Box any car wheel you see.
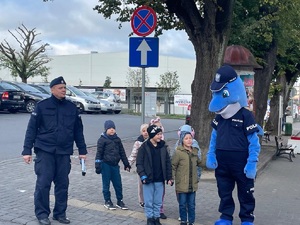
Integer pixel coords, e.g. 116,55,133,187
101,111,107,114
114,110,121,114
26,100,36,113
78,103,84,114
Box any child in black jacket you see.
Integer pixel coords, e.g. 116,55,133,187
136,125,173,225
95,120,131,210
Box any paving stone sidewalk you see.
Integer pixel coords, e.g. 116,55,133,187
0,137,277,225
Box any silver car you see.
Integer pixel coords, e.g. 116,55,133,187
83,91,113,114
66,86,101,113
90,91,122,114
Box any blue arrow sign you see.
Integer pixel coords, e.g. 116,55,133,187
129,37,159,68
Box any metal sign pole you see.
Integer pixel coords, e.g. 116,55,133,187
141,67,145,124
278,95,283,136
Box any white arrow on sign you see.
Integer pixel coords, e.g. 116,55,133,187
137,39,152,65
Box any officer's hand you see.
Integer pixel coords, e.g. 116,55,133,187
23,155,32,164
79,155,87,160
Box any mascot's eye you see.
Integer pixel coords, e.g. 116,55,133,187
222,90,230,98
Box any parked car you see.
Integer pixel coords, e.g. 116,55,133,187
90,91,122,114
0,81,25,113
66,86,101,113
28,83,51,95
29,83,81,110
185,104,191,124
1,81,49,113
83,91,113,114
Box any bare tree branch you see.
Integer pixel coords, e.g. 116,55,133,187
0,24,51,83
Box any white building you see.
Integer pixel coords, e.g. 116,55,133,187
0,51,196,94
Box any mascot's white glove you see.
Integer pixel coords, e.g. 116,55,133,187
206,129,218,169
244,132,261,179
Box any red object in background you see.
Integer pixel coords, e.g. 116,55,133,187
224,45,262,69
291,136,300,140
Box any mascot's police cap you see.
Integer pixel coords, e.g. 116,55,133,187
50,76,66,88
210,65,237,92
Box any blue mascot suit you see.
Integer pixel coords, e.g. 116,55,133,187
206,65,261,225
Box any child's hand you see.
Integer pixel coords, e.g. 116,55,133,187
141,175,149,184
124,165,131,172
167,180,174,186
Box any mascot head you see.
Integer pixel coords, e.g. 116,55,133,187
209,65,248,119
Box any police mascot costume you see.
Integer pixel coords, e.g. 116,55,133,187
206,65,261,225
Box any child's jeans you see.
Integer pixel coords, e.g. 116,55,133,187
143,182,164,219
178,191,196,223
137,174,144,203
101,162,123,202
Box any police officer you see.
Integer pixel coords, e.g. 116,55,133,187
22,76,87,225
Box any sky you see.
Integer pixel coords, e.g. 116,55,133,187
0,0,195,59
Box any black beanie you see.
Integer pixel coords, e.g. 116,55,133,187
50,76,66,88
104,120,116,130
147,125,162,139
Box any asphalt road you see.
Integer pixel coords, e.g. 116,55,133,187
0,112,184,161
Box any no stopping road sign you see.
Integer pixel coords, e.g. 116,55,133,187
131,6,157,37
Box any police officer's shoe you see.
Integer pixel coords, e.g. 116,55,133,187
52,217,70,224
38,218,51,225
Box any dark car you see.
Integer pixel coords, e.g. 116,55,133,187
28,83,51,95
0,81,25,113
2,81,50,113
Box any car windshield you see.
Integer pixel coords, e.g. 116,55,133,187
67,86,86,96
14,83,43,93
0,82,19,90
39,85,51,94
92,91,110,99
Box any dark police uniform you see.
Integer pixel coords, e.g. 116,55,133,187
211,108,259,222
22,94,87,220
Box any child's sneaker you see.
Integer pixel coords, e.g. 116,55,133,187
139,202,145,208
104,200,116,210
116,200,128,210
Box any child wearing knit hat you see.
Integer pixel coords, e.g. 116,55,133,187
172,125,202,222
128,123,149,208
172,131,201,225
136,125,173,225
95,120,131,210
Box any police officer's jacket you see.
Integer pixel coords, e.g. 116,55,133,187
22,95,87,155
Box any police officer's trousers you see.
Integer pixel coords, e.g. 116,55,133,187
215,150,255,223
34,149,71,220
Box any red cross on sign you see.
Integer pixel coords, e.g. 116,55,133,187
131,5,157,37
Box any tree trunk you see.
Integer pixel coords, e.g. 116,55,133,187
265,86,280,134
265,73,295,134
190,37,228,165
165,0,235,166
254,40,277,128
